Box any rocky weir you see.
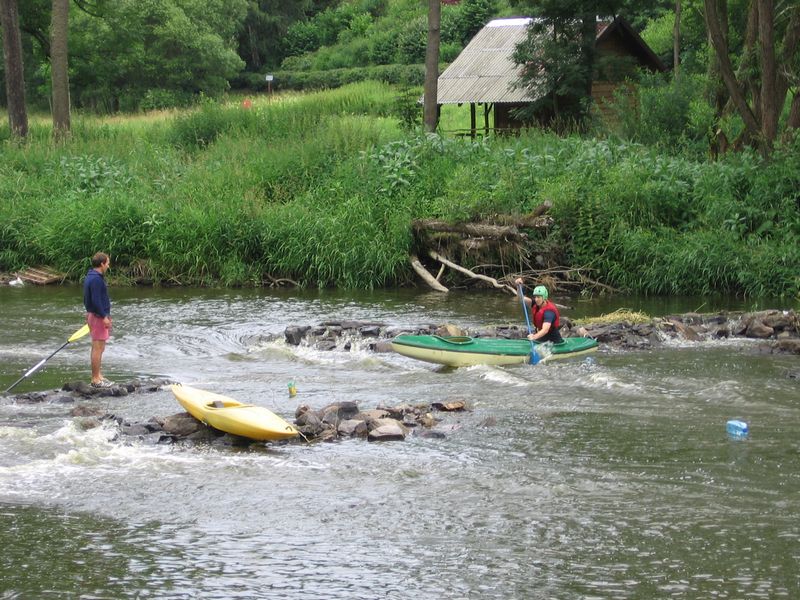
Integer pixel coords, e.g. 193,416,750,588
7,377,470,446
282,308,800,355
4,309,798,446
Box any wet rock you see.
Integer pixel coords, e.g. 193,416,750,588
284,325,311,346
368,423,407,442
623,334,650,349
414,429,446,439
378,403,415,420
758,310,795,331
338,419,368,437
435,323,465,337
358,325,381,337
731,321,748,336
418,413,439,428
70,405,104,417
316,339,338,352
774,339,800,355
296,411,325,437
321,406,342,427
74,416,103,430
13,391,50,404
670,320,702,341
9,377,168,405
330,401,359,420
356,409,390,421
144,417,164,432
477,416,497,427
402,414,420,427
372,340,395,353
51,394,76,403
709,324,730,338
122,423,151,436
161,413,201,437
431,400,467,412
317,427,339,442
746,320,775,339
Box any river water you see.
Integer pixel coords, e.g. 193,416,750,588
1,286,798,599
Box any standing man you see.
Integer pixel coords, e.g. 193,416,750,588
83,252,113,387
514,278,563,344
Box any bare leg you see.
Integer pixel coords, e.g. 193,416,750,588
91,340,106,383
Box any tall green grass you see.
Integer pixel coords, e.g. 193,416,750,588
1,82,798,298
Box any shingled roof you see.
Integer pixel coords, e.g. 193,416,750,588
436,18,536,105
434,16,667,106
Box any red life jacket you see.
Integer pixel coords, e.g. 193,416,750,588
532,300,560,331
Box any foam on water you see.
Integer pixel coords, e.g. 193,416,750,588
468,364,533,387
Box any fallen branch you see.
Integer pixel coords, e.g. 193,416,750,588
428,250,516,294
264,274,300,288
413,220,528,241
410,254,448,292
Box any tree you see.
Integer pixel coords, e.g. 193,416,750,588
0,0,28,137
67,0,248,111
511,0,663,126
673,0,680,76
237,0,311,72
424,0,440,132
50,0,70,138
704,0,800,155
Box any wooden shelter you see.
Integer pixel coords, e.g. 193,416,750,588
432,16,667,135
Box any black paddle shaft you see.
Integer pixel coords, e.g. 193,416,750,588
5,340,71,393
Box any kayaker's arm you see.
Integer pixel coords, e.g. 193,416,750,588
514,277,533,307
527,321,551,341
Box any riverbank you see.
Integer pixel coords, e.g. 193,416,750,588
1,83,798,297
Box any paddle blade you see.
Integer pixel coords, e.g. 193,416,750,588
68,324,90,343
530,346,540,365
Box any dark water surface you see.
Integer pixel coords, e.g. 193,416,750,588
1,286,798,599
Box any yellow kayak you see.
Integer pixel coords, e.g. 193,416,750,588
170,384,299,442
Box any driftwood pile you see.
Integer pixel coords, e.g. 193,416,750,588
409,200,611,295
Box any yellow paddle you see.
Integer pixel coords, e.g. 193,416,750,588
5,324,91,393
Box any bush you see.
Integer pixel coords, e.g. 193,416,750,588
599,72,713,152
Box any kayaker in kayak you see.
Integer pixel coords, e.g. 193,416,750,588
514,279,563,344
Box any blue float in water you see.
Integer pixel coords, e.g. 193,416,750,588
726,419,749,437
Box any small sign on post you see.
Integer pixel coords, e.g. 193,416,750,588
265,74,274,96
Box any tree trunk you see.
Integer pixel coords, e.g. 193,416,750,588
50,0,70,140
423,0,440,133
673,0,681,76
704,0,762,148
0,0,28,138
758,0,777,152
787,93,800,131
776,7,800,123
579,12,596,117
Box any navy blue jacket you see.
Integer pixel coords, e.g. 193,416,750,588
83,269,111,317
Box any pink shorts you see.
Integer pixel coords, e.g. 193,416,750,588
87,313,111,341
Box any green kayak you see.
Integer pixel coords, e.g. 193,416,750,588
391,334,598,367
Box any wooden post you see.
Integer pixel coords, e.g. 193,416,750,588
470,103,476,138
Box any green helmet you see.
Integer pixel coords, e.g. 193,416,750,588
532,285,549,299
